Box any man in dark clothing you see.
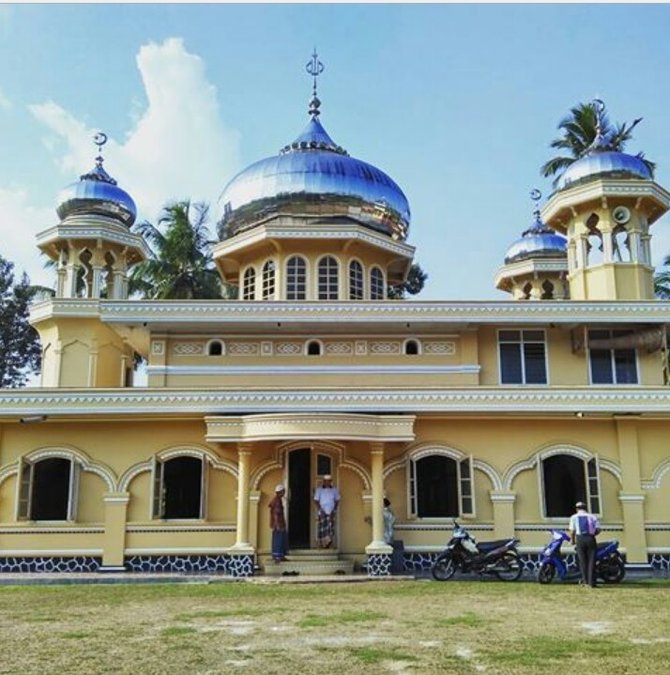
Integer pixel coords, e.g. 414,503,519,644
269,484,288,562
568,501,600,588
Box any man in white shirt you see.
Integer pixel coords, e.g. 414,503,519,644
314,474,340,548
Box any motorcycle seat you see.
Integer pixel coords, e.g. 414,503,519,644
596,541,616,551
477,539,513,551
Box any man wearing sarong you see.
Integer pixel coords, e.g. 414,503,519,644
314,474,340,548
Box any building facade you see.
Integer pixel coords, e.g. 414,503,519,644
1,71,669,577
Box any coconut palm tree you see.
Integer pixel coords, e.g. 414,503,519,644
655,255,670,299
129,200,233,300
541,101,654,188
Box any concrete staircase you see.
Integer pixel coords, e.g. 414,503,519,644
260,549,355,577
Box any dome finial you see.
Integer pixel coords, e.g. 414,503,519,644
93,131,108,168
587,98,609,153
530,188,542,221
306,48,324,117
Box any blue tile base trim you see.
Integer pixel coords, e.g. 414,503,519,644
0,556,101,573
366,553,391,577
124,554,232,574
649,553,670,571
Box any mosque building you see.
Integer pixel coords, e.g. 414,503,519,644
0,56,669,577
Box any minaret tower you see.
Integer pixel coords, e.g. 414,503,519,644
542,100,670,301
31,133,150,388
496,189,568,300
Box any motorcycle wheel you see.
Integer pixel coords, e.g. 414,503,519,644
537,562,556,584
599,555,626,584
495,552,523,581
432,555,456,581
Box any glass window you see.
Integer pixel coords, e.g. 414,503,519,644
349,261,363,300
208,341,223,356
262,260,276,300
370,267,385,300
588,330,638,384
242,267,255,301
17,457,78,521
318,257,339,300
499,330,547,384
286,257,307,300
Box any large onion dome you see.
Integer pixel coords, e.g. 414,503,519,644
218,83,410,241
504,205,566,264
56,133,136,227
557,101,652,191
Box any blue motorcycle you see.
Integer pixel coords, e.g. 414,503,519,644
537,529,625,584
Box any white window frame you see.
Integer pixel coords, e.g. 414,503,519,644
370,266,385,300
498,329,548,385
317,256,339,300
587,329,639,385
348,260,364,300
16,456,79,522
262,260,276,300
151,455,207,520
242,266,256,301
539,453,602,519
286,256,307,300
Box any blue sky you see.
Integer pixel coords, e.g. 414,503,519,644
1,3,670,300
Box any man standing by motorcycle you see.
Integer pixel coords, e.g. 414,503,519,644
569,501,601,588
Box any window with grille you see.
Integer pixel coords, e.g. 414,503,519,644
498,329,547,384
242,267,256,300
286,256,307,300
262,260,276,300
588,330,638,384
349,261,363,300
318,256,339,300
370,267,385,300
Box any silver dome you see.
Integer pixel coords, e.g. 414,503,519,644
57,161,137,227
504,213,567,264
218,116,411,240
557,150,652,191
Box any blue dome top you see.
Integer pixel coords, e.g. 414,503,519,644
557,150,652,191
218,116,411,240
504,212,567,264
57,160,137,227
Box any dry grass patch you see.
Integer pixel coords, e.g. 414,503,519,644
0,579,668,673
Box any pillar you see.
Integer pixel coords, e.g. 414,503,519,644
490,491,516,540
615,417,649,564
100,492,129,571
231,443,253,551
365,442,392,576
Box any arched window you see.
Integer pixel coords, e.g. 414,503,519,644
404,340,419,355
153,456,205,519
349,261,364,300
262,260,276,300
307,340,322,356
318,256,339,300
585,213,603,266
542,454,601,517
242,267,256,301
612,225,631,262
409,453,474,517
208,340,223,356
370,267,385,300
522,282,533,300
17,457,79,521
286,256,307,300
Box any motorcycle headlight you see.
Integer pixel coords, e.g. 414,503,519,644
543,547,552,556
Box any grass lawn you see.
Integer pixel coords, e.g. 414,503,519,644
0,578,669,674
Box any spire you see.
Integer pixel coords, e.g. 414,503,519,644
81,131,117,185
585,98,610,155
306,48,324,117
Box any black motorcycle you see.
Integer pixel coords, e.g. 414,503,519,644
431,521,522,581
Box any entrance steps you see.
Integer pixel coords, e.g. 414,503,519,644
260,549,355,577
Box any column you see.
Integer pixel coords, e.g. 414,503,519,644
365,442,392,576
490,491,516,540
100,492,130,571
231,443,253,551
615,417,649,565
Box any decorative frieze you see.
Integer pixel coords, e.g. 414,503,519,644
423,341,456,355
325,342,354,355
173,343,205,355
276,342,302,355
370,341,401,354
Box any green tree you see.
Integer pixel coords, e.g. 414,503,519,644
655,254,670,299
387,263,428,299
541,101,654,188
0,255,42,387
129,201,235,299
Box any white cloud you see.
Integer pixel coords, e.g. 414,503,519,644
0,186,54,287
29,36,240,226
0,86,11,110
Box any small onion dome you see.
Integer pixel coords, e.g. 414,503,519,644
557,150,652,191
218,115,411,240
56,157,137,227
504,211,567,264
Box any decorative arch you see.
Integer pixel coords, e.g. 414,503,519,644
642,458,670,490
0,445,117,492
118,444,236,492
